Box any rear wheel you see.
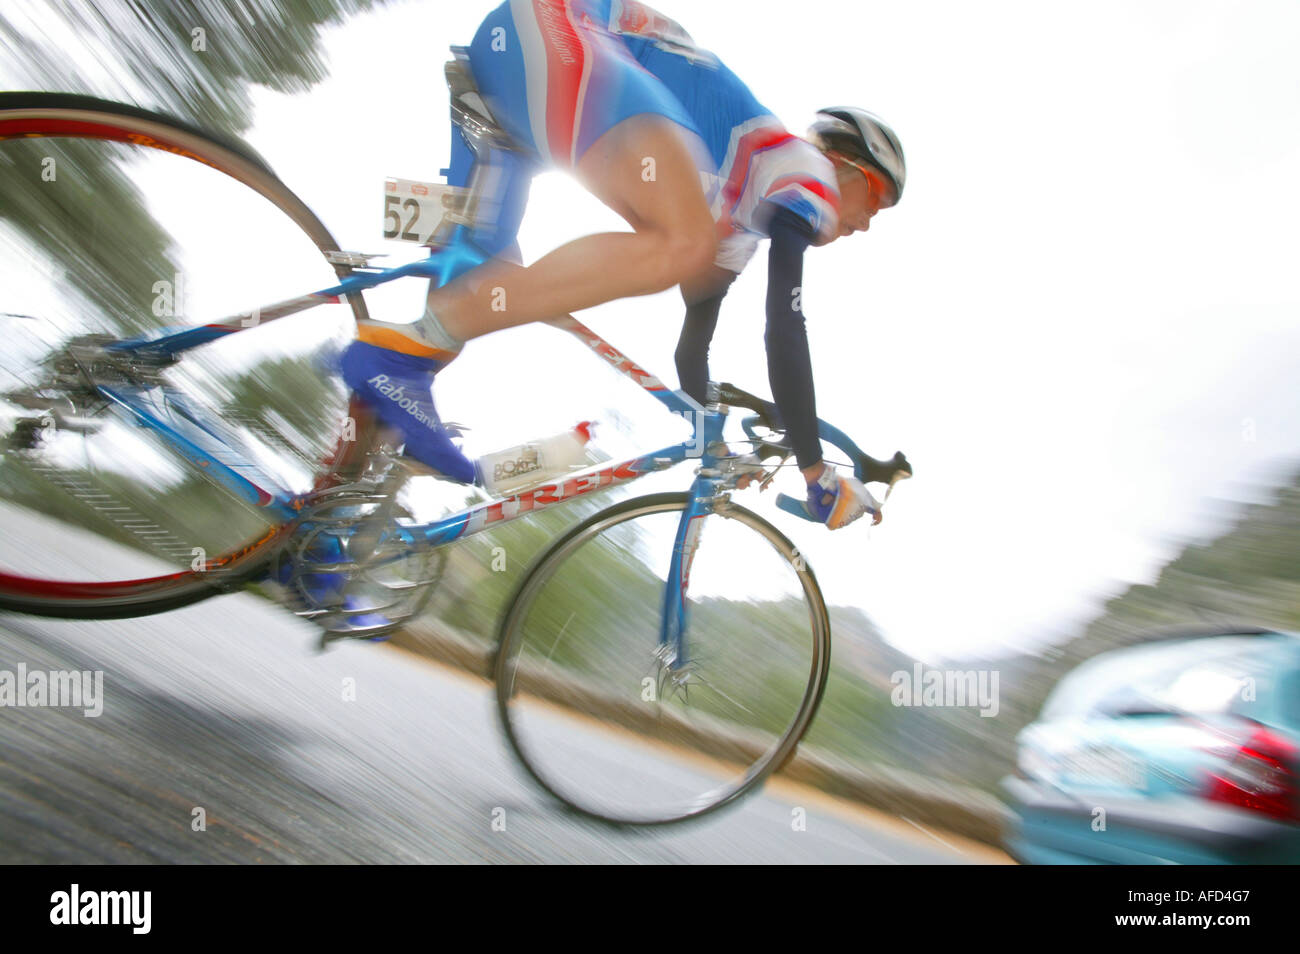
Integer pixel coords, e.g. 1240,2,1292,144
0,94,366,618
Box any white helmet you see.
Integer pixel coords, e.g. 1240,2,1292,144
808,107,906,206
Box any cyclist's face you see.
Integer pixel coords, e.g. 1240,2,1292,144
834,161,892,237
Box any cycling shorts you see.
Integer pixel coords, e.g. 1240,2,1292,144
468,0,700,168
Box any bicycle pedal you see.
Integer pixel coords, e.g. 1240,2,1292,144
324,250,389,269
316,624,396,652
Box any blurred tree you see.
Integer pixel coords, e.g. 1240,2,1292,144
996,464,1300,768
1,1,396,133
0,0,396,335
218,353,347,460
0,136,180,337
0,1,399,560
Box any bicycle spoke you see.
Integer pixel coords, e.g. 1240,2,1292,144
539,610,576,684
496,493,830,825
0,95,363,612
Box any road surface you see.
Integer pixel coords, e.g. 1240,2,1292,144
0,509,1007,863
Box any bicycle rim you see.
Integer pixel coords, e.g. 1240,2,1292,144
494,492,832,826
0,94,365,617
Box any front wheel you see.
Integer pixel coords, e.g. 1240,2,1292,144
494,492,832,826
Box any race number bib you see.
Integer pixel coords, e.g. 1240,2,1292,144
383,178,464,245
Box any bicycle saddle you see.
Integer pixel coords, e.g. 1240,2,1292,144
445,47,524,152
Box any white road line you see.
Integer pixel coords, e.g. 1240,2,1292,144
900,815,963,855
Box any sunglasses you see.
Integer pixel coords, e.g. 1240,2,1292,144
835,154,897,208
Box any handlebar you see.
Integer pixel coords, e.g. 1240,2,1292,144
775,493,817,521
717,382,913,515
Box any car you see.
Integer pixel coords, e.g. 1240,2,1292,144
1001,627,1300,864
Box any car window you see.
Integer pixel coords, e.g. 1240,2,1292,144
1277,668,1300,731
1041,635,1293,723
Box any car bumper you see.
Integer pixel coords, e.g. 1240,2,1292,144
1001,776,1300,864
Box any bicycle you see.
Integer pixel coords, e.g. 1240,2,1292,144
0,55,911,826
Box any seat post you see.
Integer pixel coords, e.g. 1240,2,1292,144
437,49,534,257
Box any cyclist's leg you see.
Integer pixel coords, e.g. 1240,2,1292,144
340,0,713,479
428,0,717,342
432,118,715,337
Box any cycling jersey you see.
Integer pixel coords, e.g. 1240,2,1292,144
462,0,840,265
457,1,837,472
609,2,841,269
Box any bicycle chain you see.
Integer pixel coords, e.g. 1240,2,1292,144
217,406,327,471
25,458,200,566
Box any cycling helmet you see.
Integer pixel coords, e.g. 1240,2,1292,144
808,107,906,206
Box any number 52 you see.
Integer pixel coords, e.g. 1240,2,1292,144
383,195,421,241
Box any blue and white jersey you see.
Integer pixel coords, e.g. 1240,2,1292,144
463,1,839,271
607,1,841,268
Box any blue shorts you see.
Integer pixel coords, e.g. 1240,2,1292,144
467,0,700,168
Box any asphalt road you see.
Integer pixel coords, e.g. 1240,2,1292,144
0,511,1007,864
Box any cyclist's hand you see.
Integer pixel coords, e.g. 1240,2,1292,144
718,446,763,490
806,465,882,530
733,452,764,490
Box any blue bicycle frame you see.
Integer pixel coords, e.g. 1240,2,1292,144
0,86,895,665
97,221,734,661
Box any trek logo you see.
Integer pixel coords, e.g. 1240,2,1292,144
472,459,641,530
50,884,151,934
367,374,437,430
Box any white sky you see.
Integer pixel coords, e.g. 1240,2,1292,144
8,0,1300,660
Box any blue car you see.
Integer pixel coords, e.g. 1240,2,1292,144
1002,628,1300,864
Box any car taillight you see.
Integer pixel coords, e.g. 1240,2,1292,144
1203,725,1299,822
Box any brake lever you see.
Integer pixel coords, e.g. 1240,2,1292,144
859,450,912,493
758,453,791,492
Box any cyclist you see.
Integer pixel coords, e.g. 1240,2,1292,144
341,0,904,529
671,102,903,527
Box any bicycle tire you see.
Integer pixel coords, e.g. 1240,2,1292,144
0,93,365,619
493,491,833,826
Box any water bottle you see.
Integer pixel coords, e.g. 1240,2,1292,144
477,422,594,496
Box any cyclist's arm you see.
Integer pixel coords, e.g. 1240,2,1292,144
764,204,822,474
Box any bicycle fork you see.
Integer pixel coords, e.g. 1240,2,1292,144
658,410,728,674
659,484,710,668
